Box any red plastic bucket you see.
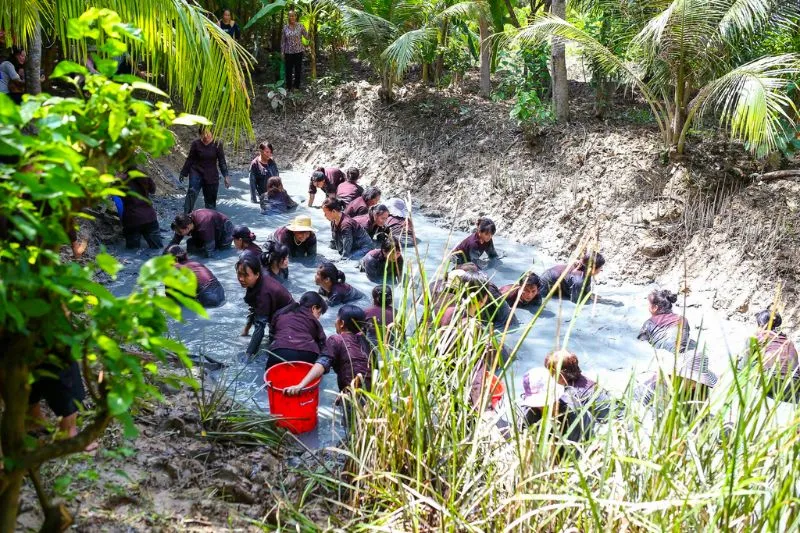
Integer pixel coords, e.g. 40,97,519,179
264,362,321,434
486,373,505,410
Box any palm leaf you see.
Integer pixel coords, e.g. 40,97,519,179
339,4,398,45
383,26,437,76
719,0,800,39
0,0,52,48
685,53,800,154
52,0,254,144
243,0,287,31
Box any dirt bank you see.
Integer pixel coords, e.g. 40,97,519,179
228,78,799,325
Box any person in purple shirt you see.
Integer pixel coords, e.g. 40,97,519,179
165,245,225,308
359,236,403,284
315,261,363,305
284,305,373,396
121,173,163,249
385,198,416,244
169,209,233,257
344,186,381,217
322,197,374,259
272,215,317,258
637,289,690,353
236,254,295,359
364,285,396,348
308,166,345,206
232,225,263,257
336,168,364,206
249,141,279,203
545,349,613,422
260,176,298,215
354,204,391,244
739,310,800,402
500,272,544,310
539,252,606,304
261,241,290,282
451,217,499,267
179,126,230,213
267,291,328,369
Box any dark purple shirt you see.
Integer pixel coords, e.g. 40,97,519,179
344,196,369,217
273,226,317,258
121,176,158,228
243,242,262,256
317,333,372,392
336,181,364,206
539,264,592,303
308,167,345,195
638,312,690,353
360,248,403,283
170,209,231,255
386,215,415,242
332,214,374,258
353,213,387,240
756,330,799,376
364,305,394,328
499,283,543,309
452,233,498,266
180,139,228,184
260,190,298,215
319,282,362,306
244,272,295,356
182,260,216,291
270,306,326,355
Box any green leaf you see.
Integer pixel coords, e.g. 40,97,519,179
172,114,211,126
19,298,51,318
96,253,122,276
50,61,89,80
244,0,288,31
107,391,131,415
0,94,22,123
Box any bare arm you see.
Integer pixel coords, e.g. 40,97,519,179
284,363,325,396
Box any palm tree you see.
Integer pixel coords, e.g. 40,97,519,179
513,0,800,156
1,0,255,141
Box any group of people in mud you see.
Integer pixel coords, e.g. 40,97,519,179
25,124,800,446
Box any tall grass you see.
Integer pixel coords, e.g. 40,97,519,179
321,242,800,531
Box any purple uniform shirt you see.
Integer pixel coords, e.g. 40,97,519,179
332,214,374,258
360,249,403,283
121,176,158,228
182,260,216,291
364,305,394,328
317,333,372,392
756,330,799,376
308,167,345,196
638,312,690,353
319,282,362,306
269,307,327,355
539,265,592,304
169,209,232,256
499,283,543,309
273,226,317,258
336,181,364,206
180,139,228,184
386,215,415,242
451,233,498,266
244,272,295,356
344,196,369,217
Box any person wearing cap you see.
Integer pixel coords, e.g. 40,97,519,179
544,349,613,422
518,366,593,446
336,168,364,206
272,215,317,258
633,350,718,409
384,198,416,244
739,309,799,402
344,186,382,217
308,166,345,207
637,289,691,353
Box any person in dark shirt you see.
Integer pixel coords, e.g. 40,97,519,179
336,167,363,206
219,8,242,40
285,305,373,395
261,241,290,282
637,289,690,353
308,166,344,206
267,292,328,369
315,261,363,305
261,176,298,215
539,252,606,304
545,349,613,422
359,236,403,284
249,141,279,203
179,126,229,213
385,198,416,244
364,285,396,348
169,209,233,257
232,225,263,256
437,265,517,328
739,310,800,402
236,254,295,359
353,204,391,244
272,215,317,258
344,186,381,217
322,197,374,259
165,245,225,308
120,173,163,249
500,272,544,310
451,217,500,267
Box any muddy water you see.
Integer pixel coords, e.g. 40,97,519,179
107,168,755,447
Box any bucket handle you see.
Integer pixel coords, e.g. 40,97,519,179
265,380,318,395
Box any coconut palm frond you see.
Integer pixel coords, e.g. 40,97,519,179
339,4,398,44
431,0,487,24
383,26,437,76
719,0,800,39
53,0,254,143
689,53,800,154
0,0,52,47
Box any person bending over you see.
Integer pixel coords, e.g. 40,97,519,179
360,236,403,284
336,167,364,206
354,204,391,244
539,252,606,304
233,225,262,256
236,254,295,360
169,209,233,257
315,261,363,305
120,172,163,249
344,186,382,217
261,241,290,282
545,349,613,422
322,197,374,260
165,245,225,308
308,166,344,206
500,272,544,310
739,309,800,402
385,198,416,244
267,291,328,369
261,176,298,215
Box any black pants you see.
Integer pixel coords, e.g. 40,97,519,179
266,348,318,370
184,173,219,213
284,53,303,91
124,220,163,249
198,279,226,308
29,360,86,417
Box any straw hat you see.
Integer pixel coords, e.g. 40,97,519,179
386,198,409,218
285,215,316,233
519,367,565,408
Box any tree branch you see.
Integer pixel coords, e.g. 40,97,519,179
757,169,800,182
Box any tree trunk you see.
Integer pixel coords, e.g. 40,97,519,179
550,0,568,122
0,355,31,531
504,0,521,28
479,14,491,97
309,16,317,80
434,19,448,86
25,24,43,96
422,62,429,84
